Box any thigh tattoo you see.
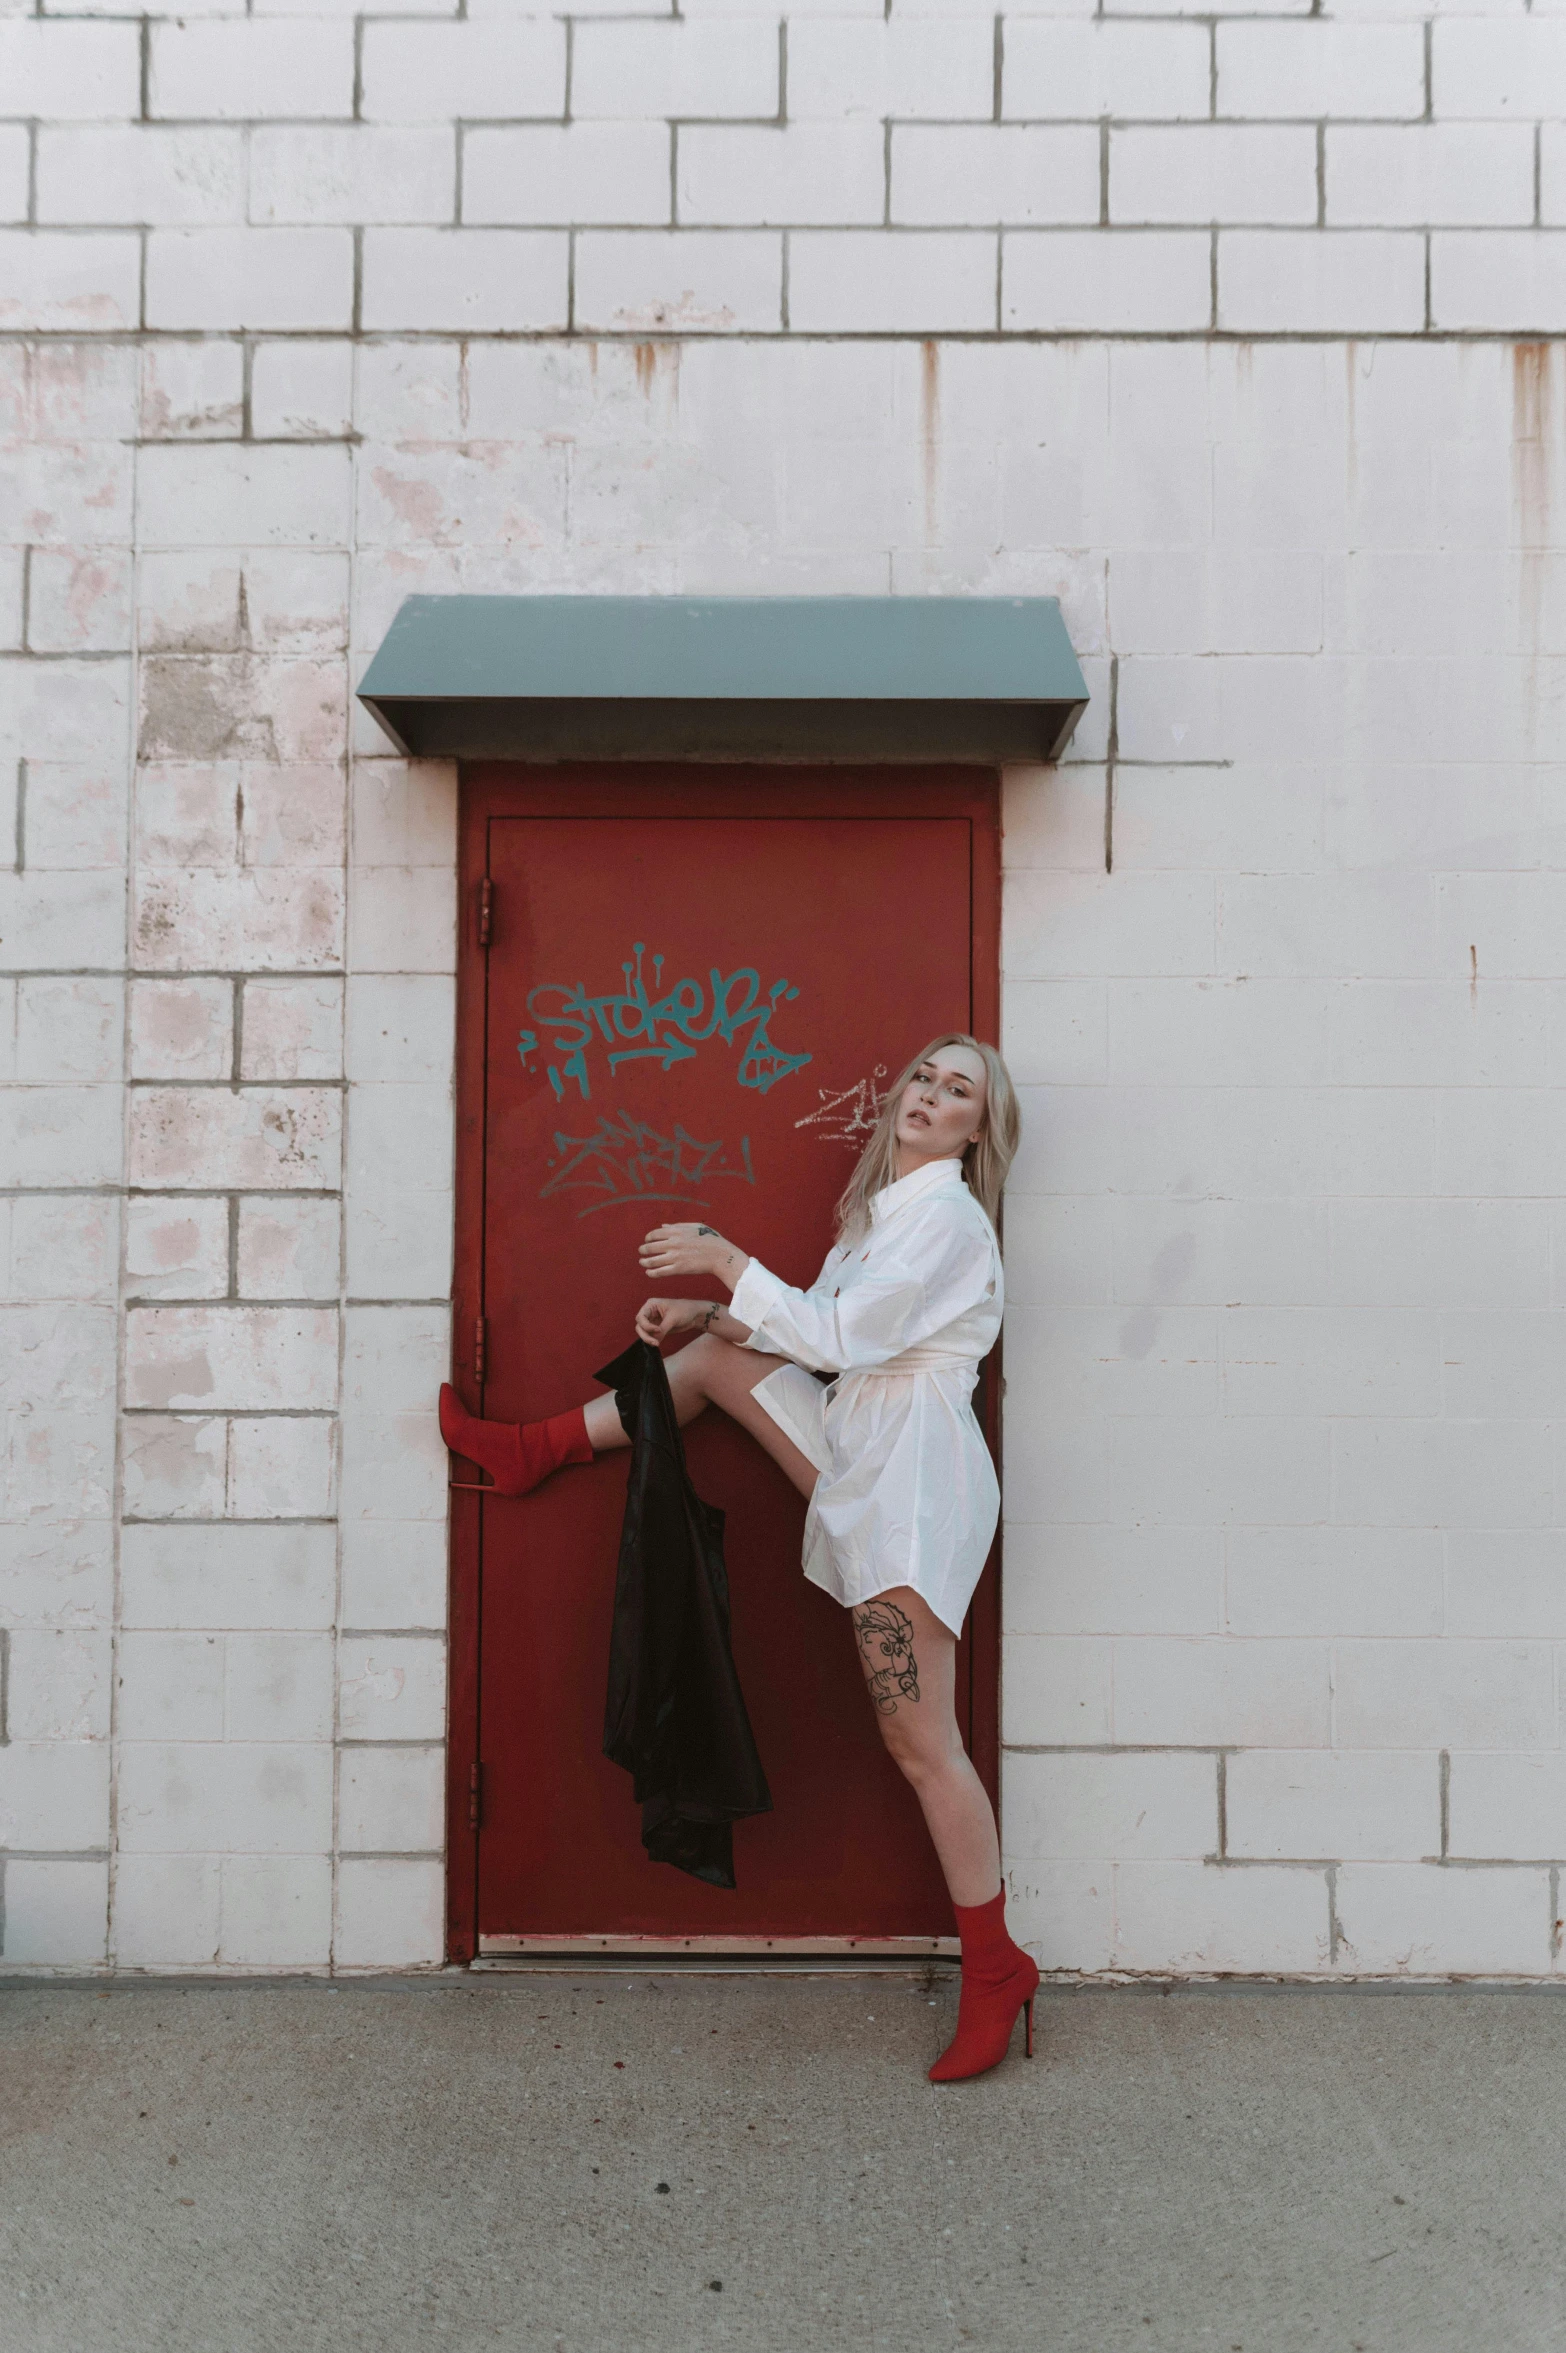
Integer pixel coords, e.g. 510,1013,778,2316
853,1600,921,1717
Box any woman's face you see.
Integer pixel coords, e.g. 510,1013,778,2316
893,1045,988,1168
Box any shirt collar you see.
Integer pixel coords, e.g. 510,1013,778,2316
870,1156,967,1226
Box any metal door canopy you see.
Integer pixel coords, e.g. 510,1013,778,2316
356,594,1089,764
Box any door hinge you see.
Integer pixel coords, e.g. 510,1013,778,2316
474,1315,487,1386
469,1761,483,1833
477,875,493,948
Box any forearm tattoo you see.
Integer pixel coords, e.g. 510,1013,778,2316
853,1600,921,1716
700,1303,721,1332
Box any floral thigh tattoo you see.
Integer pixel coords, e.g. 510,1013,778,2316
853,1600,921,1716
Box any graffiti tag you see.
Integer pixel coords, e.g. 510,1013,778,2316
793,1068,889,1148
518,941,812,1103
540,1108,757,1218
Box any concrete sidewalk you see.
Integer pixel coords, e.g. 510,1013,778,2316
2,1974,1563,2352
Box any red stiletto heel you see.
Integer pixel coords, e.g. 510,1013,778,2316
929,1889,1041,2083
438,1383,593,1497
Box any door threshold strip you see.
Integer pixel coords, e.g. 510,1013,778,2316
478,1934,959,1958
469,1952,959,1977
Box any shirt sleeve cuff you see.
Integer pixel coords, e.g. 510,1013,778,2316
729,1257,787,1347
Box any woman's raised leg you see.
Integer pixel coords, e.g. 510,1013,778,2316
583,1334,818,1501
443,1333,818,1500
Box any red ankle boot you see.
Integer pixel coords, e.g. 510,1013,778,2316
928,1888,1040,2083
438,1384,593,1497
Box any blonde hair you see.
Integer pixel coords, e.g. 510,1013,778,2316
834,1034,1021,1246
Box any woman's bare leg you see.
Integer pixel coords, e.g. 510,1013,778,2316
850,1585,1001,1908
580,1334,819,1501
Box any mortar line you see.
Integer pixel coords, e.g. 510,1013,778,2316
1422,18,1432,120
336,1849,446,1862
1315,122,1325,228
0,1849,111,1864
1422,230,1432,334
337,1737,448,1750
121,1408,340,1420
107,391,147,1982
8,326,1566,349
1208,226,1218,332
120,1514,339,1527
329,402,358,1978
1103,652,1119,873
1439,1749,1450,1858
1005,1744,1229,1756
1422,1856,1566,1870
1209,1856,1338,1871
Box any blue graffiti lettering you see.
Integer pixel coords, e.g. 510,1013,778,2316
523,942,811,1102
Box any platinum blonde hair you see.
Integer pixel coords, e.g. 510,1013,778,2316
833,1034,1021,1246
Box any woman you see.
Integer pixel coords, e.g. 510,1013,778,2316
439,1033,1036,2084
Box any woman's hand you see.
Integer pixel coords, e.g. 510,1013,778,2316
638,1222,750,1289
635,1296,719,1347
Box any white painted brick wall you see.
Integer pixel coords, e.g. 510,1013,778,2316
787,18,994,119
148,22,356,122
678,124,885,225
1003,21,1211,120
37,129,247,228
358,21,565,124
1327,127,1535,230
892,126,1100,227
1111,127,1318,227
3,8,1566,1983
1217,21,1426,119
571,19,780,120
463,125,672,228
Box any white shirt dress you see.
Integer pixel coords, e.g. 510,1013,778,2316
727,1157,1004,1638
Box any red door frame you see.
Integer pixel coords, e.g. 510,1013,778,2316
445,763,1002,1962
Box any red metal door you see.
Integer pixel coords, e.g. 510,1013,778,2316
450,767,1000,1956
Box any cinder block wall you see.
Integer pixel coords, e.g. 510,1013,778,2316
2,1,1563,1975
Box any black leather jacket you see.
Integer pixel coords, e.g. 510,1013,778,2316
598,1339,772,1888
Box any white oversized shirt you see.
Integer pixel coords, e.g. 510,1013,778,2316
729,1156,1003,1636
